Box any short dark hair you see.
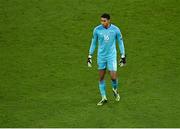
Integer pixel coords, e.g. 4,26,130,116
101,13,110,20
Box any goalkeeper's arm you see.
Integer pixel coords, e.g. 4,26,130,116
87,28,97,67
117,28,126,67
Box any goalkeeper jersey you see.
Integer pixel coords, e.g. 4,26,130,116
89,24,125,62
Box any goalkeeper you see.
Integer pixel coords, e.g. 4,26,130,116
87,13,126,106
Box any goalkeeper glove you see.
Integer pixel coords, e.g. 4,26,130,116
87,55,92,67
119,55,126,67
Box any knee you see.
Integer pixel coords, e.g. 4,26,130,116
110,72,117,80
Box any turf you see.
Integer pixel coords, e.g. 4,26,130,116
0,0,180,127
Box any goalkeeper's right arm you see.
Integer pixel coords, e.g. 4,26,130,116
87,28,97,67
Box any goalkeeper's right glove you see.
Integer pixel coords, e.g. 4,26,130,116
87,55,92,67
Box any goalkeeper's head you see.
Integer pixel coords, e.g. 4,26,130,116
101,13,110,28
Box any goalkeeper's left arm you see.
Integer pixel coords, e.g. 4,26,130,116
87,28,97,67
117,28,126,67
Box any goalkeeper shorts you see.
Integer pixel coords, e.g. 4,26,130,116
98,59,117,71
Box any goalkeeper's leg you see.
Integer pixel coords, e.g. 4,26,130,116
110,71,120,101
97,69,107,106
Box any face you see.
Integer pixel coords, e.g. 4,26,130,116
101,17,110,28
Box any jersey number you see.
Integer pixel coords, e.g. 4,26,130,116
104,35,109,42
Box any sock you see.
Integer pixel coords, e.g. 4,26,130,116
111,79,118,90
99,80,106,99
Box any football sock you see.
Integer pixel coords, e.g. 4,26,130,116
99,80,106,99
111,79,118,90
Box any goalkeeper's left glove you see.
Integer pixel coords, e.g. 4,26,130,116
119,55,126,67
87,55,92,67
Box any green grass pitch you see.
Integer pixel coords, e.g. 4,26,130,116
0,0,180,127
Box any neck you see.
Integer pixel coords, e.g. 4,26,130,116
104,23,110,29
